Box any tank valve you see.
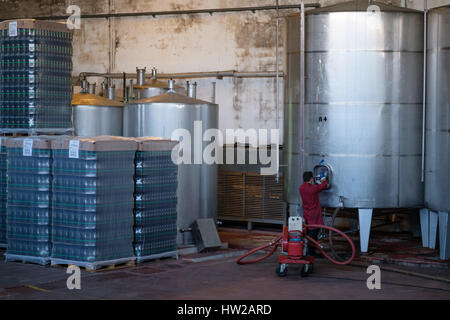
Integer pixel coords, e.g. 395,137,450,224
187,82,197,98
88,82,96,95
81,79,88,93
168,79,176,92
338,196,344,208
107,84,116,100
136,67,146,86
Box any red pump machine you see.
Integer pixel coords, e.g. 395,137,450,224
236,216,356,277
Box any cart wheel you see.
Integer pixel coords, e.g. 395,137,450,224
276,264,287,277
300,264,309,277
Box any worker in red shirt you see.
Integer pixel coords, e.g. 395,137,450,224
299,171,328,256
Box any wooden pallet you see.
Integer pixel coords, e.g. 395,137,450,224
50,258,136,272
0,128,73,137
136,250,179,264
5,254,50,266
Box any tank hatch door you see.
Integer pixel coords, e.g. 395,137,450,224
314,163,332,189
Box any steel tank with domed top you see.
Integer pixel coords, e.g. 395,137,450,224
283,0,425,210
124,80,219,245
72,82,124,137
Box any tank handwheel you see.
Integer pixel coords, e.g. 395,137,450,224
276,264,287,277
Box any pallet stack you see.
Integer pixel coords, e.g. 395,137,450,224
0,20,73,132
133,138,179,262
0,138,7,247
5,137,54,264
50,137,137,270
0,19,73,253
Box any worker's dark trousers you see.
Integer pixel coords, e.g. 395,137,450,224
306,229,319,256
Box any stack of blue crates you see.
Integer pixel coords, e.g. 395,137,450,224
5,137,54,264
0,138,7,247
50,137,137,269
0,19,72,132
133,138,179,261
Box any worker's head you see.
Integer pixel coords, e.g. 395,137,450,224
303,171,313,183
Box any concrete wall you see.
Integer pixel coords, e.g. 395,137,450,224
0,0,449,142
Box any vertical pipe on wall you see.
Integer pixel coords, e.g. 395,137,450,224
276,0,280,182
108,0,116,73
300,0,305,178
421,0,427,182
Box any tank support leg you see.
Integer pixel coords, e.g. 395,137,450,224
429,211,439,249
439,212,450,260
358,208,373,253
420,209,439,249
420,208,429,247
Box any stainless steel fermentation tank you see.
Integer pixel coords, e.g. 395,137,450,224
124,81,219,245
284,1,424,209
283,1,425,253
72,92,124,137
422,5,450,259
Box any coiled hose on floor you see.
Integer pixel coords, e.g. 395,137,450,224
236,224,356,266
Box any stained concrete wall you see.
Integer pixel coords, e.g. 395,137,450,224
0,0,449,142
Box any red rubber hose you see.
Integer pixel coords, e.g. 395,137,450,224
236,235,282,265
304,224,356,266
235,224,356,266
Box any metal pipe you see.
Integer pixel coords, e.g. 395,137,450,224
2,4,320,21
122,72,127,103
128,79,134,101
152,67,158,80
276,0,280,182
79,70,284,81
211,82,216,103
300,0,306,178
100,81,107,96
421,0,427,182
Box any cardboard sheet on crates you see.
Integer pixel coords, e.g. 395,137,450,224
51,136,138,152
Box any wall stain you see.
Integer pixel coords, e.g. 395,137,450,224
173,15,202,34
234,14,277,49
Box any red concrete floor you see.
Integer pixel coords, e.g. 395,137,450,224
0,228,449,300
220,227,450,270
